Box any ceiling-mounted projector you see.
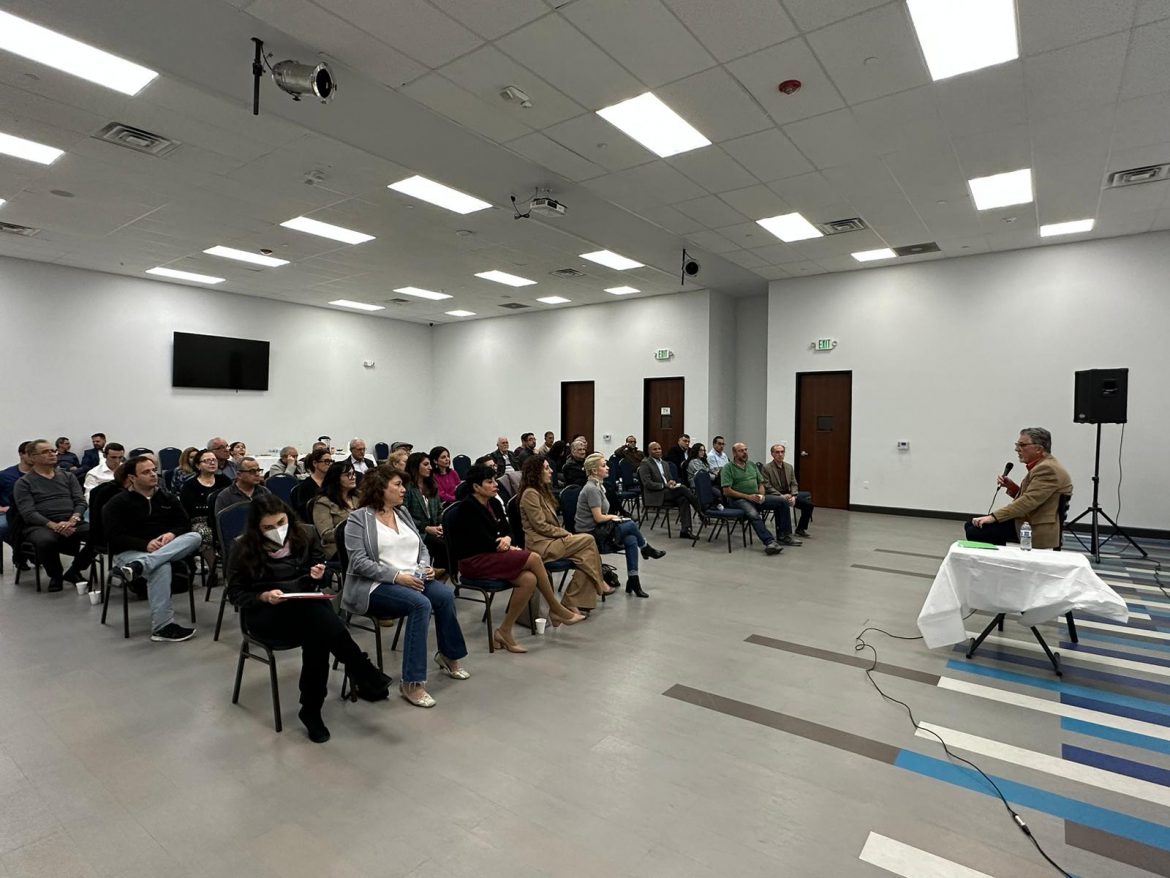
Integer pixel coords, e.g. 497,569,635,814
529,196,566,217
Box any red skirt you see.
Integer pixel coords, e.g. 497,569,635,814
459,548,531,581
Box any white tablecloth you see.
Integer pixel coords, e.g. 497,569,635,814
917,543,1129,649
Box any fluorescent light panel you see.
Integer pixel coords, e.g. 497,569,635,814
280,216,374,244
907,0,1018,82
329,299,384,312
394,286,451,301
852,248,897,263
580,249,643,270
596,92,710,158
968,168,1032,210
756,212,823,243
203,245,289,267
445,310,476,317
0,10,158,96
146,267,225,284
0,130,64,165
605,286,640,295
475,270,536,287
1040,219,1095,238
537,296,570,304
0,198,6,208
388,175,490,214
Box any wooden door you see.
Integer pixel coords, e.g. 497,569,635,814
561,381,595,450
795,372,851,509
643,377,685,453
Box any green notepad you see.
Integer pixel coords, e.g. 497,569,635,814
957,540,999,550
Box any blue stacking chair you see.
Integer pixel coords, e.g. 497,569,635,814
213,502,252,641
452,454,471,479
374,442,390,463
158,446,181,470
266,475,296,503
693,472,750,553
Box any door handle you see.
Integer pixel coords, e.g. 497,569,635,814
800,450,809,456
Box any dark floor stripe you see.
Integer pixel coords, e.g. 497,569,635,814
1063,743,1170,788
662,684,900,764
850,563,935,580
1066,821,1170,878
1062,694,1170,729
744,635,940,685
1058,640,1170,670
873,548,947,561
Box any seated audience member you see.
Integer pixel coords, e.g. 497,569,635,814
518,455,613,614
405,452,449,574
391,441,413,454
547,440,569,475
79,433,106,476
560,438,588,486
55,437,81,474
228,495,389,741
429,446,460,505
105,455,202,642
311,461,358,559
83,442,126,500
576,454,662,598
638,442,704,539
1,441,35,561
966,427,1073,549
228,441,247,470
664,434,690,479
207,437,237,480
295,447,333,515
13,439,96,591
267,446,307,480
214,457,270,516
614,435,644,469
346,439,376,475
343,467,469,706
301,441,328,469
540,431,555,455
720,443,785,555
762,442,813,538
684,443,709,487
487,436,519,474
706,436,729,475
318,435,332,447
179,448,231,567
177,446,200,482
514,433,537,467
386,447,409,472
449,464,583,652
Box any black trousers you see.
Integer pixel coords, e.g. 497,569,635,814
423,533,450,572
24,523,95,579
244,601,365,709
664,485,702,530
964,518,1017,545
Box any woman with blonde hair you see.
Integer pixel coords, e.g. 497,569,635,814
575,453,662,598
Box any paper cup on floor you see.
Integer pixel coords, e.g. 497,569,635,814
75,581,89,595
535,618,547,635
88,591,102,606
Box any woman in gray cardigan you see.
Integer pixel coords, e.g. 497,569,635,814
343,466,468,708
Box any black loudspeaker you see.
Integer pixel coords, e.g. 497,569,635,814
1074,368,1128,424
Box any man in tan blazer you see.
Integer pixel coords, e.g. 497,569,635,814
761,442,814,537
967,427,1073,549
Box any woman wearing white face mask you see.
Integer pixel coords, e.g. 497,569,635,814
227,495,389,743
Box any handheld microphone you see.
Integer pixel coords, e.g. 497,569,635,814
986,462,1014,514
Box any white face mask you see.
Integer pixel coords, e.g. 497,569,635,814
264,524,288,546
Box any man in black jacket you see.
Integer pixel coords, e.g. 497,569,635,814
104,456,201,642
487,436,519,474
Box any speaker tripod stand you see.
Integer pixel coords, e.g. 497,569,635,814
1066,422,1147,564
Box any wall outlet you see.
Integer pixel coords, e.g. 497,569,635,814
896,440,910,450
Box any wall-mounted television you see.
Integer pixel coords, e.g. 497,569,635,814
172,331,270,391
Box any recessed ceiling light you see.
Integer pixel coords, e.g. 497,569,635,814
203,245,289,267
329,299,384,312
0,10,159,96
1039,218,1095,238
146,267,225,284
0,130,64,165
580,250,644,270
475,270,537,287
0,198,6,209
968,168,1032,210
280,216,375,244
537,296,571,304
907,0,1018,82
851,248,897,263
393,286,452,301
388,175,490,214
756,212,823,243
597,92,711,158
605,286,640,295
445,309,476,317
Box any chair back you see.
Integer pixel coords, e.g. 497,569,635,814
1056,493,1071,550
374,442,390,463
289,480,318,522
129,447,152,458
559,484,582,534
216,502,251,566
440,502,471,584
266,475,296,503
452,454,471,479
87,482,123,548
505,494,526,548
158,447,181,470
667,461,679,481
618,458,637,489
693,471,717,509
333,518,350,574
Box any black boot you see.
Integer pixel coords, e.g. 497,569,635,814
348,653,390,702
298,706,330,743
626,575,649,598
640,544,665,560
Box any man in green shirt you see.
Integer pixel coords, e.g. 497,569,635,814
720,442,784,555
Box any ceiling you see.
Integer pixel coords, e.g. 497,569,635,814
1,0,1169,324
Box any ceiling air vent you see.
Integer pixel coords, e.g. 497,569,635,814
94,122,180,157
498,302,530,310
0,221,40,237
893,242,941,257
1105,164,1169,188
820,217,868,235
550,267,587,278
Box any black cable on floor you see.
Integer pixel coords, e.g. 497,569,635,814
853,622,1074,878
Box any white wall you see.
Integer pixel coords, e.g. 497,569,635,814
706,290,736,445
733,294,768,456
431,291,712,458
766,233,1170,529
0,256,432,459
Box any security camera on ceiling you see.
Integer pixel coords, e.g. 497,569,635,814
681,249,700,284
250,37,336,116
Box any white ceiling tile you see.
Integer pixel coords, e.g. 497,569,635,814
778,260,827,276
506,132,607,182
1121,18,1170,100
1024,33,1129,120
719,184,793,220
1111,91,1170,150
638,204,707,234
563,0,716,87
1020,0,1137,56
675,194,750,227
439,46,585,130
933,235,990,256
669,148,757,191
852,87,949,155
716,221,771,247
931,62,1027,140
629,161,711,203
1137,0,1170,26
402,73,532,143
1094,207,1159,236
750,242,802,263
724,249,769,268
951,124,1031,179
805,4,930,104
1099,176,1170,213
496,14,644,109
664,0,798,62
726,39,846,126
544,113,656,171
779,0,888,32
1030,107,1114,161
783,109,875,168
767,171,842,208
1034,157,1104,223
820,159,903,207
430,0,550,39
757,265,793,279
657,67,773,143
722,128,813,183
686,229,741,253
315,0,483,67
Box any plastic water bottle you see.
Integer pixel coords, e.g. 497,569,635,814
414,564,428,582
1020,522,1032,551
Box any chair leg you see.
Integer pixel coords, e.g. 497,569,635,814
122,580,130,639
188,577,197,626
232,641,248,703
266,647,282,732
214,587,229,641
100,576,112,624
1065,612,1078,643
391,618,404,651
1029,627,1062,676
374,625,384,671
966,614,1006,659
484,593,495,653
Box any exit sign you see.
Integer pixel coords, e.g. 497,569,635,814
654,348,674,361
816,338,836,351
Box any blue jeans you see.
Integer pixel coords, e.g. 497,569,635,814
615,519,646,575
759,495,792,535
0,511,8,546
367,580,467,684
113,531,201,632
729,499,775,545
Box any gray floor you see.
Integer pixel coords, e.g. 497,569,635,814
1,511,1166,878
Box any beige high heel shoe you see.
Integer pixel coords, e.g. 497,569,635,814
493,629,528,653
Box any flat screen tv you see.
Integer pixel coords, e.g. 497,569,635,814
172,331,270,391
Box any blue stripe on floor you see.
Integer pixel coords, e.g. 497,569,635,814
1062,718,1170,756
896,750,1170,852
1062,629,1170,654
956,645,1170,699
1062,743,1170,787
1062,694,1170,728
1057,640,1170,670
